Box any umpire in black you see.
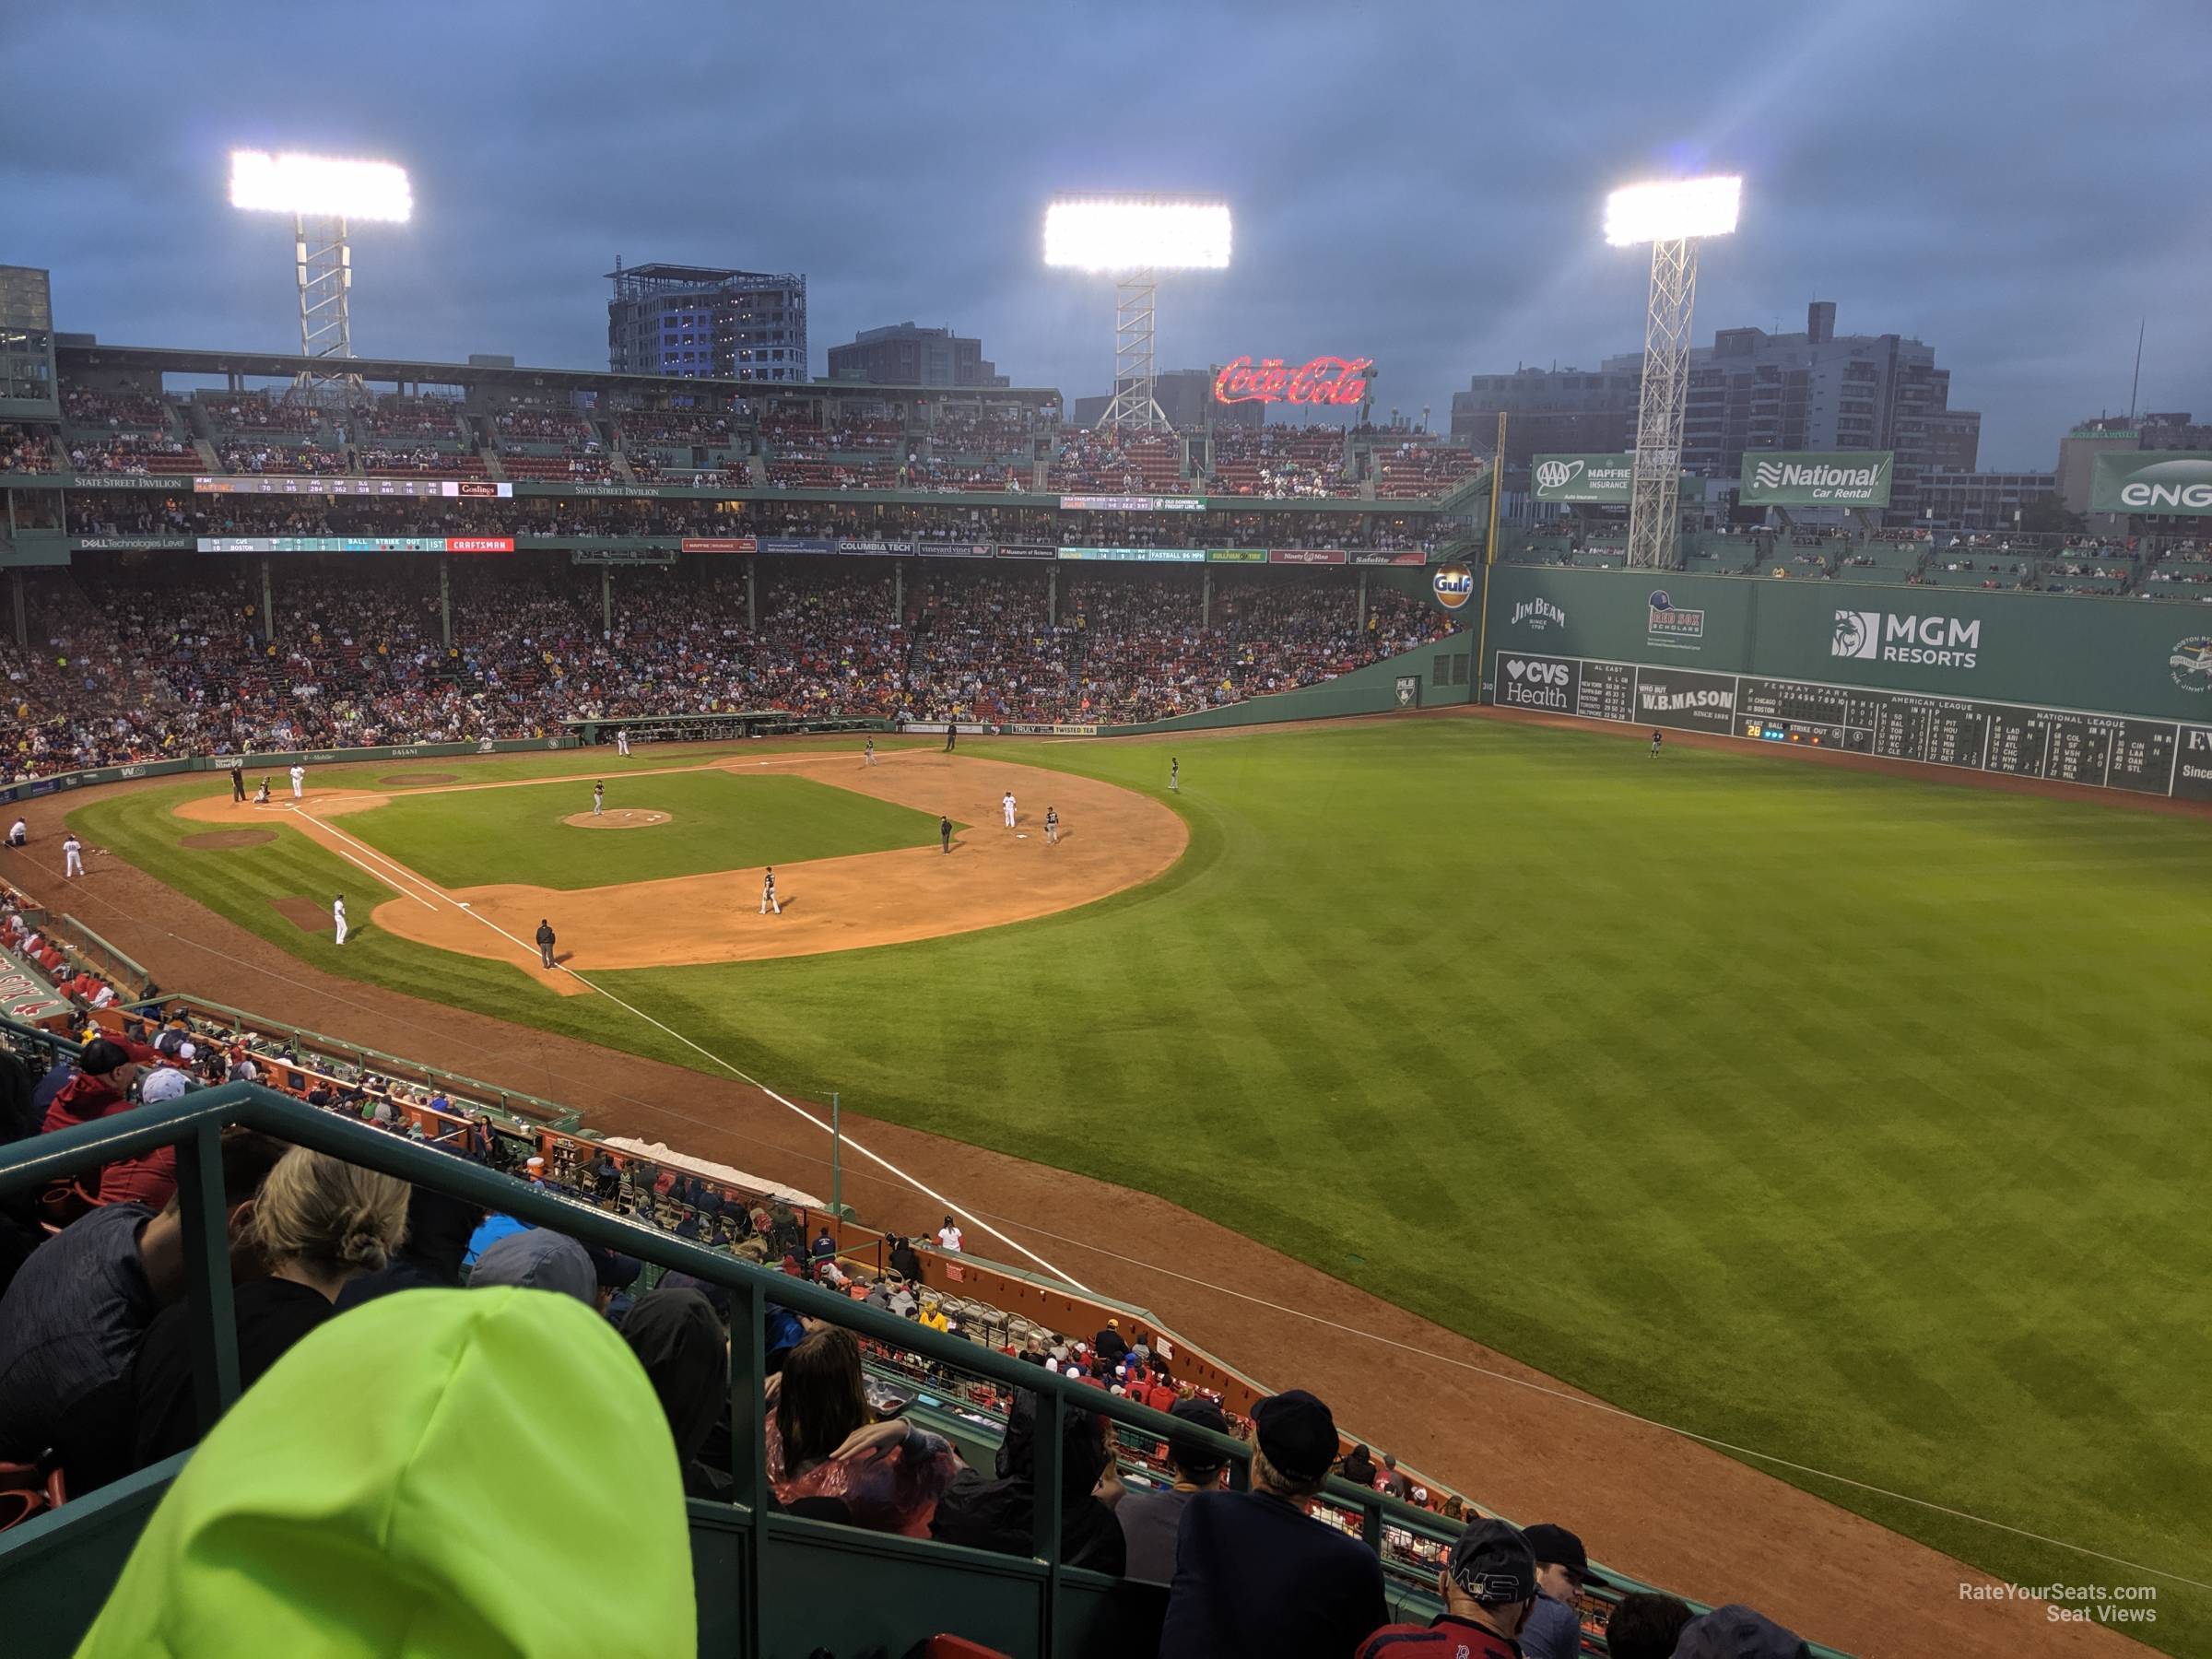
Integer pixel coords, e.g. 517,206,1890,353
535,919,556,969
229,760,245,803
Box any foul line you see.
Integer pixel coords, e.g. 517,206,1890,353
938,1207,2212,1594
282,803,1091,1290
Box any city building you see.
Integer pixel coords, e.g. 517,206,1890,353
2054,411,2212,524
1454,302,1983,523
1918,469,2058,534
1073,368,1259,429
1448,365,1638,465
828,323,1005,388
606,261,807,382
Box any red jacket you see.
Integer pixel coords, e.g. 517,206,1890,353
1356,1614,1522,1659
41,1071,177,1210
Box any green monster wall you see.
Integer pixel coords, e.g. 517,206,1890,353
1483,567,2212,723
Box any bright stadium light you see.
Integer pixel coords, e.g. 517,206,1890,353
1607,174,1742,570
229,149,412,386
1603,175,1740,246
1044,195,1231,429
1042,197,1230,272
229,150,413,221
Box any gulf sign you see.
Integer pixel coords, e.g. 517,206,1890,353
1431,564,1476,611
1214,356,1372,406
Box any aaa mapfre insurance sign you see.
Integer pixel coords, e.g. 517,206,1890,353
1214,356,1372,406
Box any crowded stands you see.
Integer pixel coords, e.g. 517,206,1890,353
0,550,1453,771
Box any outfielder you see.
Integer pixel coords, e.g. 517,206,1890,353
1170,756,1179,794
289,763,305,800
759,866,782,915
615,726,631,758
593,781,606,817
1002,790,1016,830
332,894,348,946
63,833,84,879
1043,806,1059,845
1650,729,1663,759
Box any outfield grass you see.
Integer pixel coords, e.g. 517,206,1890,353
76,724,2212,1653
339,768,944,889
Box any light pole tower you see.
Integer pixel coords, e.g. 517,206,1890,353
230,150,413,394
1605,176,1740,570
1044,196,1230,430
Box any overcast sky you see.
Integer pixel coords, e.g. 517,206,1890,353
6,1,2206,470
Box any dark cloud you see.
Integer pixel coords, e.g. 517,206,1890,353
2,1,2204,467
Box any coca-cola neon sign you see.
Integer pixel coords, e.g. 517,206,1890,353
1213,355,1373,406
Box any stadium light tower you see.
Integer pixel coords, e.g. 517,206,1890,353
1044,196,1230,430
229,150,412,387
1606,175,1740,570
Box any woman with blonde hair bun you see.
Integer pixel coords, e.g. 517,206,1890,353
128,1147,410,1468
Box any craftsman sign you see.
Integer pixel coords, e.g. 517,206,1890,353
1213,356,1373,406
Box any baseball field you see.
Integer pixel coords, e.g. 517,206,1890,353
69,716,2210,1654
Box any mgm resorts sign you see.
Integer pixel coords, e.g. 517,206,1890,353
1831,608,1981,669
1739,451,1893,507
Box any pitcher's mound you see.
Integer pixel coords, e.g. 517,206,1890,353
182,829,276,851
564,809,671,830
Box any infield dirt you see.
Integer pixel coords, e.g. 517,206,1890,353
175,750,1185,990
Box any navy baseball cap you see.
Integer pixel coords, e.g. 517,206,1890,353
1522,1522,1609,1588
1448,1518,1537,1606
1250,1388,1337,1483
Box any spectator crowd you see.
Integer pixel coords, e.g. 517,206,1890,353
0,553,1453,773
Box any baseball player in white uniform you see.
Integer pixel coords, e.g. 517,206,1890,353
593,781,605,817
864,737,877,767
332,894,348,945
1002,791,1016,830
289,763,305,800
254,778,270,805
63,833,84,878
615,726,631,758
759,866,781,915
6,818,24,847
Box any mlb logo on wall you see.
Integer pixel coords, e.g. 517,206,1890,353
1646,588,1705,646
1831,610,1881,660
1431,564,1476,611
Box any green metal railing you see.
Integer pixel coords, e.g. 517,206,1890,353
0,1091,1457,1656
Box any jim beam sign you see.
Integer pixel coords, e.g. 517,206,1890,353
1738,451,1893,507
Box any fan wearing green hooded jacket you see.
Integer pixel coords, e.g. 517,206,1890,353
73,1288,695,1658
